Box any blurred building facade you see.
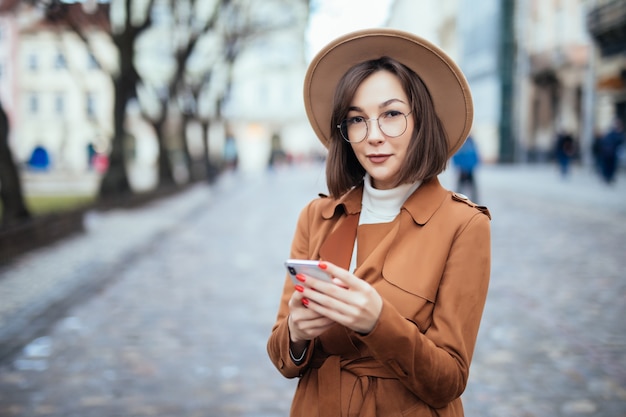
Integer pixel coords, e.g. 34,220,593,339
586,0,626,139
2,1,622,176
0,13,18,129
386,0,625,166
515,0,593,163
458,0,513,163
386,0,504,163
222,0,312,172
0,0,312,178
387,0,460,60
0,3,114,174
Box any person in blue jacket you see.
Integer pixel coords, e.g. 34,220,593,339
452,134,480,202
598,119,624,184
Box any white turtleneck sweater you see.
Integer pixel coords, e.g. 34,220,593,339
350,174,421,271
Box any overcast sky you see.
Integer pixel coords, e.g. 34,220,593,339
305,0,393,59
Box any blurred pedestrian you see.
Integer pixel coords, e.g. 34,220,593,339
553,129,575,178
598,119,624,184
27,145,50,171
87,143,97,169
452,134,480,202
223,134,238,171
267,28,491,417
592,131,603,175
268,132,287,169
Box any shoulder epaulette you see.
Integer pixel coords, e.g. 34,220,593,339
451,192,491,219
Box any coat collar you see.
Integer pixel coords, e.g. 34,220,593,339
321,177,448,226
402,177,448,225
321,185,363,219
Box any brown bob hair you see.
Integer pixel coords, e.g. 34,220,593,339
325,57,449,198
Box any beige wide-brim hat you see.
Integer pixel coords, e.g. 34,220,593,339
303,28,473,157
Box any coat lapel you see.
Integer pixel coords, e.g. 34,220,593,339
402,177,449,225
319,212,359,269
317,178,448,272
319,186,363,269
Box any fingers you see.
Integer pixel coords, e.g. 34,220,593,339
304,288,382,334
298,262,360,303
288,311,334,342
318,261,365,289
288,290,335,342
301,261,383,334
289,260,382,334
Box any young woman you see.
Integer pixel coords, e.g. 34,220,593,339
267,28,491,417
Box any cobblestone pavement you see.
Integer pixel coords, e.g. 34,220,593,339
0,162,625,417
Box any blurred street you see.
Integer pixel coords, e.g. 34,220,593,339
0,162,625,417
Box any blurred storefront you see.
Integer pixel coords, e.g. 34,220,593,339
514,0,593,163
0,3,114,174
221,1,314,173
387,0,511,163
386,0,625,166
587,0,626,130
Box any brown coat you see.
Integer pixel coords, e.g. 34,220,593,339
267,177,491,416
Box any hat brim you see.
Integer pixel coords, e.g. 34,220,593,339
303,28,473,157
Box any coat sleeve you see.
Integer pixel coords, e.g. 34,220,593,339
266,202,316,378
356,211,491,408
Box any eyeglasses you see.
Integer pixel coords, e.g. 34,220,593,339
337,110,412,143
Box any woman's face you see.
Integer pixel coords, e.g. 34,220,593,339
347,70,414,190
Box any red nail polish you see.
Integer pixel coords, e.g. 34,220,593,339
302,298,309,306
318,262,327,270
296,274,306,282
295,285,304,293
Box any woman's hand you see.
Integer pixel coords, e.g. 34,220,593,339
296,261,383,335
287,286,335,343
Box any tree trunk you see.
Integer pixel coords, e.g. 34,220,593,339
154,103,175,188
180,112,195,182
0,101,31,228
201,120,218,183
98,74,132,200
97,11,146,201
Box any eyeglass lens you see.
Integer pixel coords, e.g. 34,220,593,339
339,111,409,143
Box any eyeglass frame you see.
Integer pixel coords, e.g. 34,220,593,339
336,111,413,143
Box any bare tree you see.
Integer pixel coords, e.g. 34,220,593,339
136,84,176,187
98,0,155,199
0,101,31,227
0,1,31,227
24,0,155,200
147,0,295,184
189,0,302,179
3,0,308,217
168,0,222,183
136,0,223,186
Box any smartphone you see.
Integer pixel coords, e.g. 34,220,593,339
284,259,333,286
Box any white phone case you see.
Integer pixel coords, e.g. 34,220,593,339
284,259,333,285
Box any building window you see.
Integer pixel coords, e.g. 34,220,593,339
87,53,100,70
29,93,39,114
54,52,67,69
258,83,268,107
55,93,65,115
28,54,38,71
86,92,96,118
